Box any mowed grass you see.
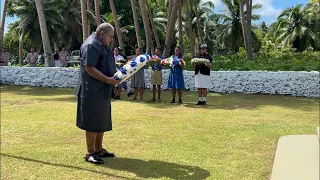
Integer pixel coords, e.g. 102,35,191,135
1,85,319,180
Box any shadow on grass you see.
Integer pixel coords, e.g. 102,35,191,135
1,85,318,111
0,154,210,180
0,153,133,179
102,157,210,180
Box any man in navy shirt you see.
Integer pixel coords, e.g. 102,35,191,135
151,47,164,102
75,23,121,164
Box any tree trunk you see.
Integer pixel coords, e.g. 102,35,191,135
194,2,203,44
185,0,195,56
94,0,101,26
178,2,184,56
19,35,23,65
246,0,253,59
54,42,59,53
163,0,181,57
87,0,91,33
166,0,173,30
239,0,253,59
35,0,54,67
81,0,89,41
147,1,160,48
0,0,9,50
130,0,142,48
239,0,247,49
139,0,153,54
109,0,125,51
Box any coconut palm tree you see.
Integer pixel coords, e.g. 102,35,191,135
94,0,101,25
185,0,195,56
139,0,153,54
239,0,253,59
178,1,184,55
130,0,142,48
60,0,83,49
8,0,65,63
163,0,182,57
0,0,9,49
109,0,125,51
216,0,260,52
81,0,88,41
34,0,54,66
276,4,317,51
146,0,161,48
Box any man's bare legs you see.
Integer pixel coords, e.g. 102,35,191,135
86,131,96,154
94,132,104,152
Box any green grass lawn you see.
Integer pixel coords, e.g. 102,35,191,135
1,85,319,180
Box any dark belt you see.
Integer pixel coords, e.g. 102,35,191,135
153,70,161,71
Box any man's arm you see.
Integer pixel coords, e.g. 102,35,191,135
85,65,120,85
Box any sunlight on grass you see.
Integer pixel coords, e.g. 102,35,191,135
1,85,319,180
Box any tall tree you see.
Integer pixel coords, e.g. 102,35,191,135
147,1,161,48
166,0,173,30
34,0,54,67
94,0,101,25
276,4,317,51
185,0,195,56
109,0,125,50
139,0,153,54
216,0,260,52
87,0,91,33
163,0,182,57
239,0,253,59
0,0,9,50
81,0,89,41
130,0,142,48
178,1,184,55
193,1,203,44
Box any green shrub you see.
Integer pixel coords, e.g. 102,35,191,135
183,50,320,71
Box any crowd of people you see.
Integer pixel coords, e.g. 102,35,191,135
74,22,215,164
112,44,212,106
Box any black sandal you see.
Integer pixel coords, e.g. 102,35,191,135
96,148,116,158
84,152,104,164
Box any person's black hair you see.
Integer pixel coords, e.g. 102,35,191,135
53,53,59,60
136,47,143,52
175,46,182,58
155,47,161,51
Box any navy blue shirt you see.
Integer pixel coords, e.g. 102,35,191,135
75,33,117,99
152,55,164,71
195,53,212,75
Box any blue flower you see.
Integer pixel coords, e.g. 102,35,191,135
119,67,127,75
140,57,145,62
130,61,137,67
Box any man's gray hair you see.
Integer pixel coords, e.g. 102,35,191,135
96,23,114,34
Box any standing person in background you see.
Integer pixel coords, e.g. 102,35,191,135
130,47,145,100
151,47,164,102
113,47,134,99
193,44,212,105
27,47,38,67
167,47,185,104
54,52,60,67
0,49,10,66
59,46,69,67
